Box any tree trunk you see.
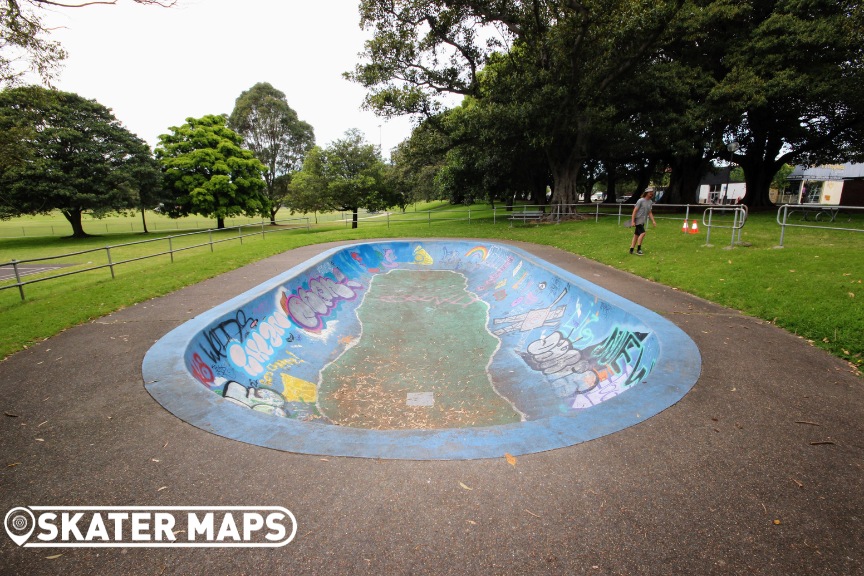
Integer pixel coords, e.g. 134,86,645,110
140,207,149,234
739,153,784,209
741,163,781,209
217,216,225,229
606,162,618,201
270,206,278,225
352,209,359,229
547,134,585,214
666,154,710,204
61,209,89,238
549,157,582,213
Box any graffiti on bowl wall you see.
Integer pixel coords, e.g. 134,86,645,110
184,241,657,427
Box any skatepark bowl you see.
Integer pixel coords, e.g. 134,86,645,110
143,240,701,460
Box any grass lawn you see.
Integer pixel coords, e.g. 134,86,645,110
1,205,862,375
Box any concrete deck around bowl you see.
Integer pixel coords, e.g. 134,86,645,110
143,240,701,459
3,239,863,575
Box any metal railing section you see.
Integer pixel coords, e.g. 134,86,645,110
702,206,748,249
1,217,309,300
776,204,864,247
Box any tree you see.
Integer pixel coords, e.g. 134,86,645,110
155,114,267,229
129,151,167,233
292,129,395,228
432,98,549,208
693,0,864,207
389,122,449,206
228,82,315,224
286,146,331,217
0,85,159,237
1,0,175,87
348,0,684,213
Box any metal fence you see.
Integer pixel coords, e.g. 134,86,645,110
5,202,864,299
1,217,309,300
776,204,864,247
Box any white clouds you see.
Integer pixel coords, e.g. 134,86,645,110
40,0,415,156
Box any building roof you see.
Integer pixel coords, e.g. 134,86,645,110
788,162,864,181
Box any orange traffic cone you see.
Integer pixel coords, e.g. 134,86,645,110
682,219,688,233
690,220,699,234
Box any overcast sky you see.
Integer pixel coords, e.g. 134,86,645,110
40,0,417,158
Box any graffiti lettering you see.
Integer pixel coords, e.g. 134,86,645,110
200,311,255,364
227,308,295,378
591,327,648,382
259,353,303,388
521,326,653,400
478,255,515,291
190,352,214,386
523,331,589,379
281,269,363,332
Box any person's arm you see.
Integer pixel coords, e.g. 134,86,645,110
631,204,638,226
650,208,657,227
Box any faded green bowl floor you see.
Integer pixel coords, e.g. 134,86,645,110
318,270,522,429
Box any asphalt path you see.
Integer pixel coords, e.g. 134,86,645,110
1,239,862,575
0,264,66,282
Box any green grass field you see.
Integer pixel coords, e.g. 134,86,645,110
1,204,862,375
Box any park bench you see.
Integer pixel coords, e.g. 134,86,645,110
508,211,545,226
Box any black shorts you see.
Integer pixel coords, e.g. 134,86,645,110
634,223,646,235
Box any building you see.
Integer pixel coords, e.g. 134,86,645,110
697,166,745,204
785,163,864,206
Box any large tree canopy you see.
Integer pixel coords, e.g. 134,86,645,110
292,129,397,228
349,0,684,212
705,0,864,207
1,0,175,87
228,82,315,224
352,0,864,209
155,114,267,229
0,85,160,237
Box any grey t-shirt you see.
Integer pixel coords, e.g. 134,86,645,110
633,198,654,225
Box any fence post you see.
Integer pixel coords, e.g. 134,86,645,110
209,230,214,252
776,205,788,248
729,209,739,249
11,259,25,300
105,246,115,279
261,219,266,239
168,237,174,263
428,211,431,227
238,226,243,245
704,208,713,246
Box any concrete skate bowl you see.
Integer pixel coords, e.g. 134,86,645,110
143,240,701,460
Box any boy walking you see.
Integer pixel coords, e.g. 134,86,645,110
630,187,657,255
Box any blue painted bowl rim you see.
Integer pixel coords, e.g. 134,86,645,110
142,240,701,460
